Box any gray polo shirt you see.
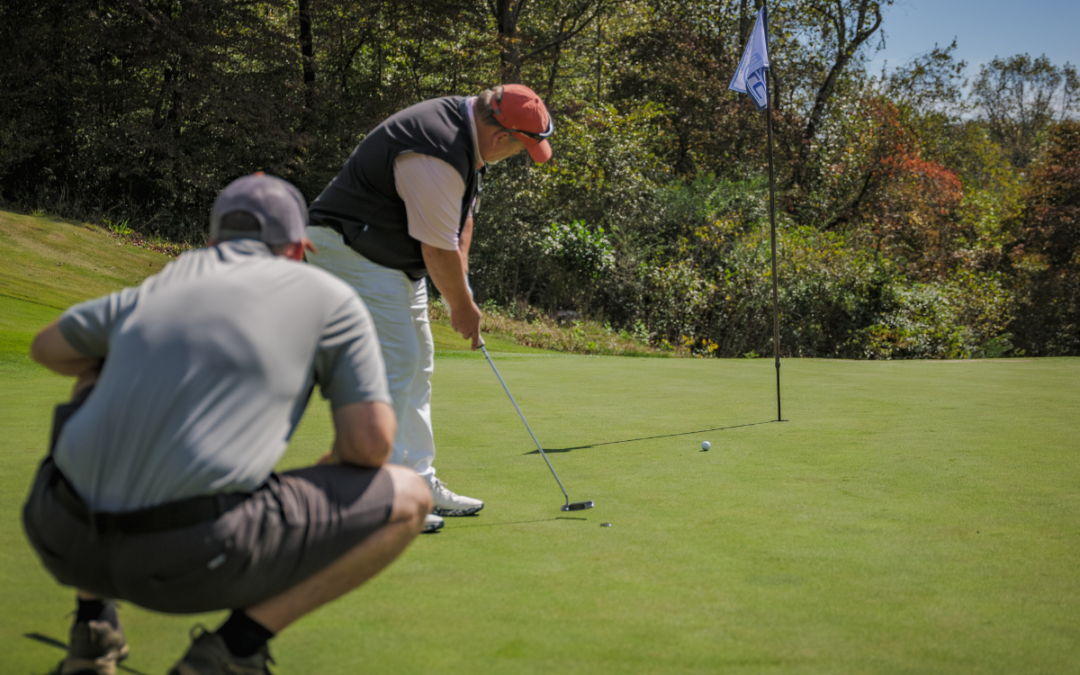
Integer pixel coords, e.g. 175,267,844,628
53,239,391,512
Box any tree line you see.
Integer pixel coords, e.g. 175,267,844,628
1,0,1077,357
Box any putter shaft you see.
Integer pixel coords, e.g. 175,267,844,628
479,344,571,506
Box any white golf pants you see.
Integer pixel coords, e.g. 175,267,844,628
306,225,438,484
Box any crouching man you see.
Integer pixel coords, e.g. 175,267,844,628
23,174,431,675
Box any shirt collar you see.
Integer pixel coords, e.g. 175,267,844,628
465,96,485,170
215,238,275,259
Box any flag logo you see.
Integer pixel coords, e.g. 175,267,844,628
729,6,770,112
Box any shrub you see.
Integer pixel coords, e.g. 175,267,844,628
855,271,1015,359
533,220,616,316
471,102,669,312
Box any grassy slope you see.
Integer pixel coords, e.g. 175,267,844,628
0,208,535,364
0,211,173,375
0,211,172,311
2,211,1079,673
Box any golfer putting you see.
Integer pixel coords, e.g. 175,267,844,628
22,175,431,675
306,84,555,531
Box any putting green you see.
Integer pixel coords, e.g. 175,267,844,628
5,355,1079,673
2,210,1078,673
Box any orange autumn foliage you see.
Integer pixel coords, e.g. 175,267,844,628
832,99,965,278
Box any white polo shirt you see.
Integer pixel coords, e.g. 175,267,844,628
393,96,483,251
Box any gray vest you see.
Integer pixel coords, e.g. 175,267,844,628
309,97,483,280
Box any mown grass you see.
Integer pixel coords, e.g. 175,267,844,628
0,210,173,311
2,210,1079,674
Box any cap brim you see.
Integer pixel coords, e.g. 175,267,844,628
526,139,553,164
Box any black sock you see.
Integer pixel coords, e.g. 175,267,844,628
215,610,275,658
76,598,119,629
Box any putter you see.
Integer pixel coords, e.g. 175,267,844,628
479,340,594,512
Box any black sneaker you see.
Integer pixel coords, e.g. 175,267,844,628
169,626,274,675
59,617,128,675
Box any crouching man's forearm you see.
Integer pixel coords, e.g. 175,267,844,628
319,401,397,468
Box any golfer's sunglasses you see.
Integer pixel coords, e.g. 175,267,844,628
503,117,555,141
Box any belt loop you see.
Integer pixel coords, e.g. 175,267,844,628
214,493,225,518
89,510,100,537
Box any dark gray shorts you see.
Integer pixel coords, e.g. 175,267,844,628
23,459,394,614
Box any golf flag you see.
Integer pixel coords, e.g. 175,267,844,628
729,6,770,111
729,4,783,422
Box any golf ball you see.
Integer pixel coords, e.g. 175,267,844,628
701,441,711,451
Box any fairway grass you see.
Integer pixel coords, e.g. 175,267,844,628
2,210,1079,673
5,356,1078,674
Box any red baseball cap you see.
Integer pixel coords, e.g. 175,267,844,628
490,84,554,163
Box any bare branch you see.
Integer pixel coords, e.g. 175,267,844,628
522,0,606,60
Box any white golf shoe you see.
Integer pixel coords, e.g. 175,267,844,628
431,478,484,516
423,513,444,533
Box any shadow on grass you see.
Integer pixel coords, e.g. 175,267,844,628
528,419,783,454
453,516,589,529
23,633,151,675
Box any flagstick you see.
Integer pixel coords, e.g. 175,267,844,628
729,3,781,422
765,72,782,422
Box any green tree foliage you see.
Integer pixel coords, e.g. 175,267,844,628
610,11,770,178
0,0,305,239
970,54,1079,168
1009,121,1080,355
485,0,608,86
789,0,891,184
472,102,670,319
290,0,491,197
0,1,1073,355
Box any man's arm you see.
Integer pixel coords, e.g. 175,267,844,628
31,320,102,377
315,290,397,467
394,154,483,349
422,243,482,349
459,215,473,275
325,401,397,467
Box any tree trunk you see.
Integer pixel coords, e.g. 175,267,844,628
299,0,315,107
490,0,525,84
738,0,751,48
547,47,562,101
595,15,602,102
791,0,883,188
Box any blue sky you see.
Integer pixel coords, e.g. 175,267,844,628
869,0,1080,75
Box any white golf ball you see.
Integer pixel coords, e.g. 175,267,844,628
701,441,711,451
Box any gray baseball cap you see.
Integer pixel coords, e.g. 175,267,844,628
209,173,308,246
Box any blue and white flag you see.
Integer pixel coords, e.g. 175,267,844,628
729,6,770,111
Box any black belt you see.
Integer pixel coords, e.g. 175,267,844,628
50,466,250,536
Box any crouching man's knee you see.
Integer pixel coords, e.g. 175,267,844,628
385,465,433,532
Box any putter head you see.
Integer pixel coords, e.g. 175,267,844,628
562,500,595,511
